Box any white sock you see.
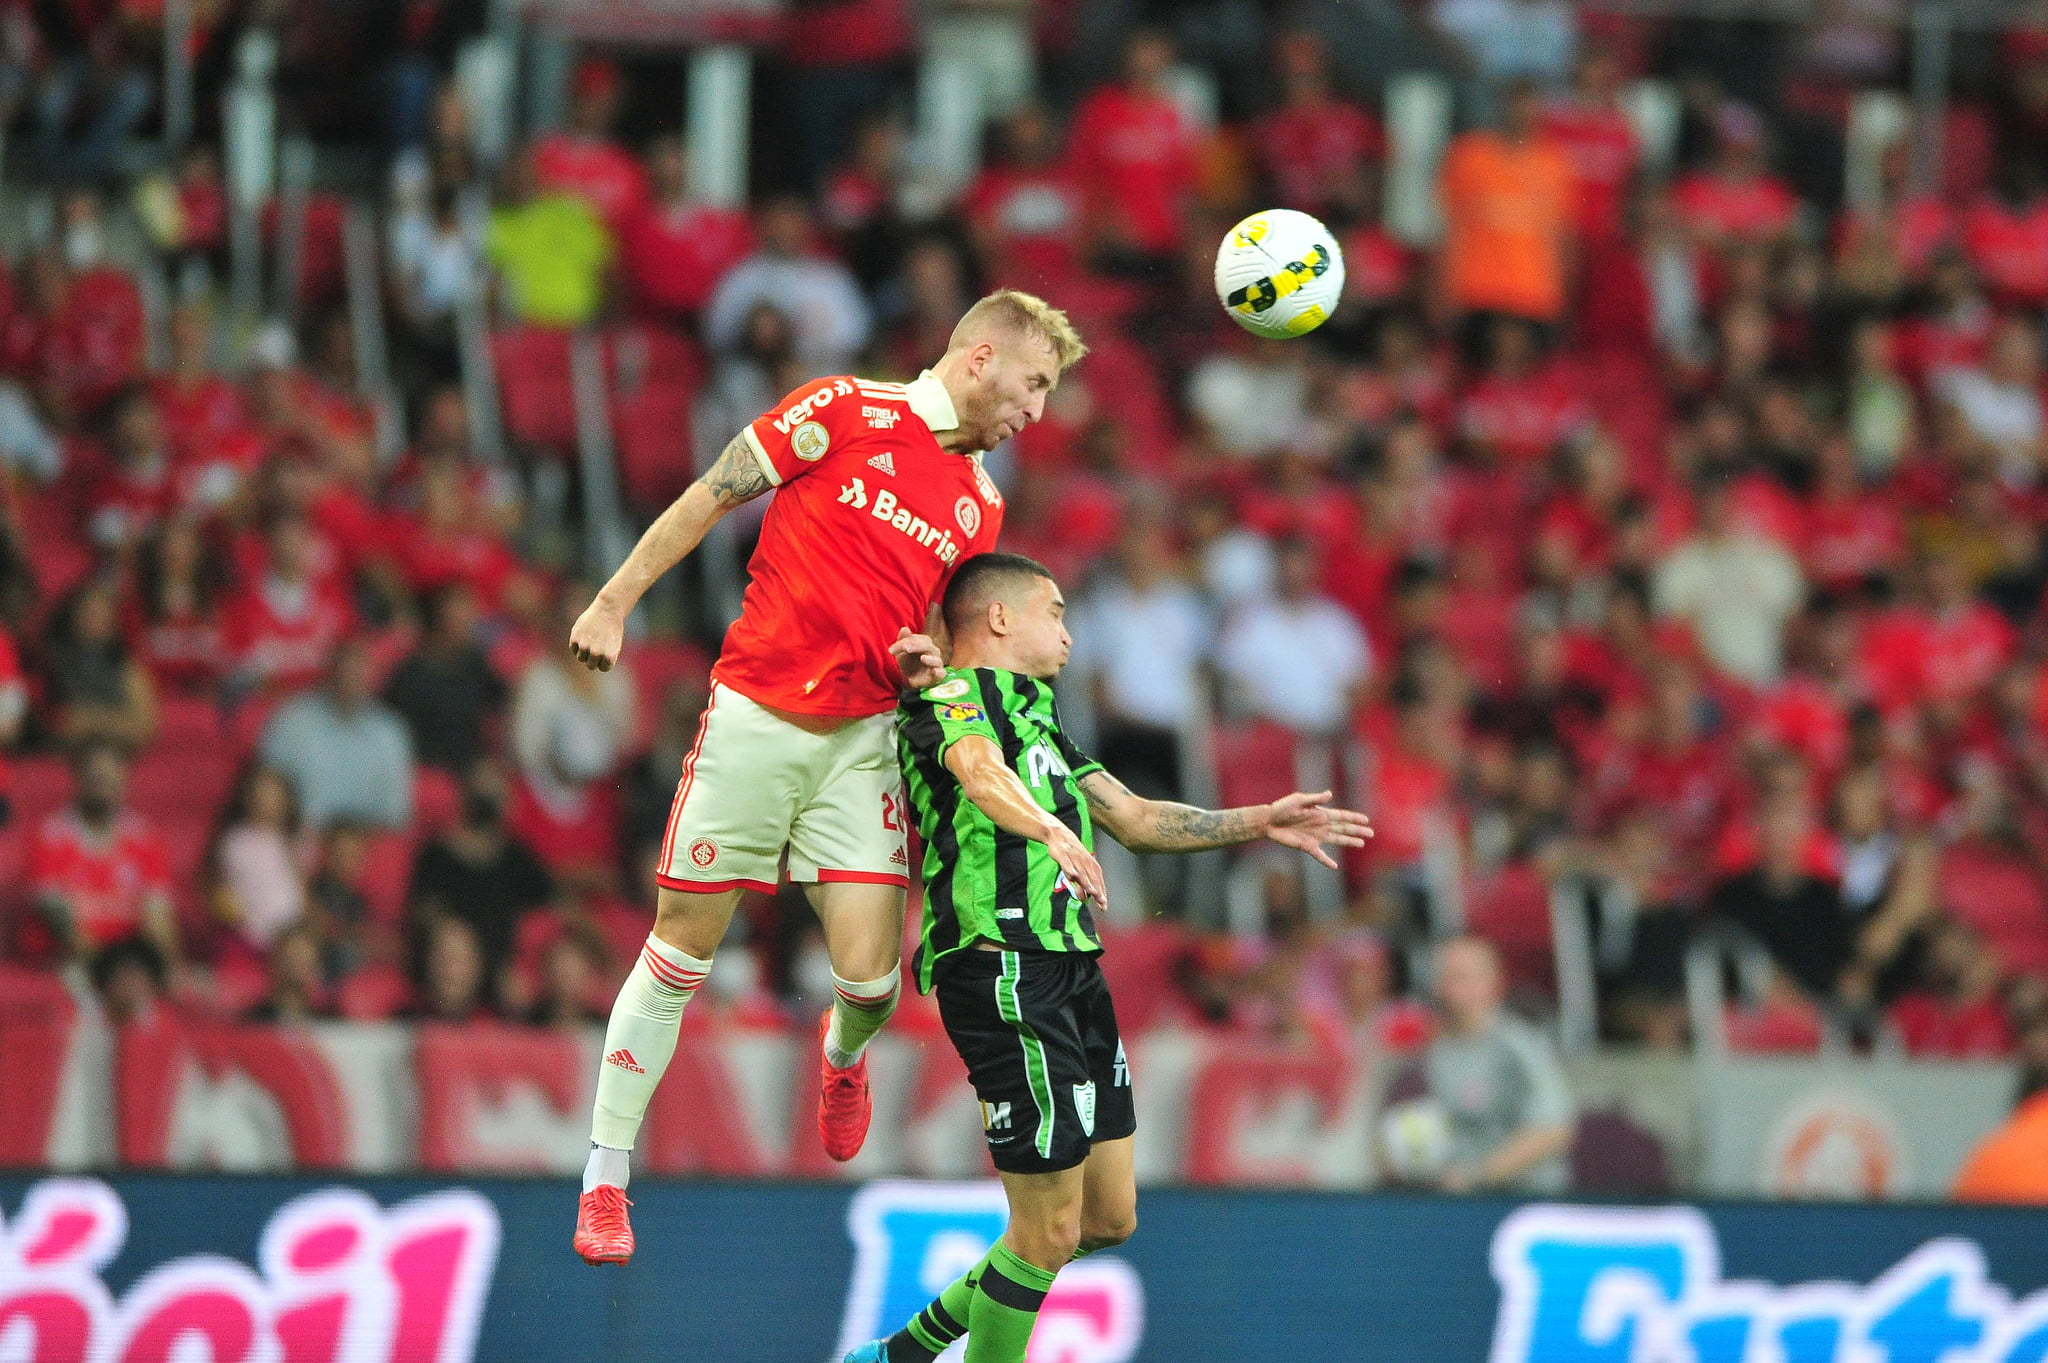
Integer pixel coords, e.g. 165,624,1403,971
590,935,711,1151
824,964,901,1070
583,1143,632,1193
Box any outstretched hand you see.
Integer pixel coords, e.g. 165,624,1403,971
1045,821,1111,914
1265,790,1374,870
891,626,946,690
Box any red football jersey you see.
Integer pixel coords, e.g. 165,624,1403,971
27,808,174,949
714,373,1004,716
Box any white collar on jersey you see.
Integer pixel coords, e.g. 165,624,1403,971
905,370,960,437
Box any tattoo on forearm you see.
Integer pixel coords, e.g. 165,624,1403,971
1146,803,1256,852
703,434,771,506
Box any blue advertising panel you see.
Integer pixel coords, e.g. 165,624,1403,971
3,1174,2047,1362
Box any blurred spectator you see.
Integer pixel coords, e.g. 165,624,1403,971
244,925,336,1024
1069,513,1215,801
377,455,521,615
0,375,62,481
29,6,154,183
1420,936,1576,1192
408,758,553,978
530,58,648,229
618,134,753,326
1187,334,1311,458
382,585,506,774
510,590,634,881
40,193,146,419
305,820,376,984
1439,81,1575,339
1654,473,1803,684
963,104,1087,288
1068,29,1200,264
485,153,613,329
1218,537,1371,736
821,110,915,290
703,196,872,373
85,385,178,552
1961,161,2048,310
389,182,484,365
43,574,156,750
1431,0,1579,89
878,236,974,377
1953,1074,2048,1203
1843,319,1916,481
1539,46,1639,245
1251,31,1383,219
406,914,496,1023
1671,102,1801,250
623,678,711,894
1831,762,1940,1011
205,764,309,963
28,740,178,968
150,304,247,467
1184,489,1277,611
1932,313,2046,489
89,936,167,1028
779,0,914,187
523,926,608,1029
224,514,357,698
259,638,416,832
131,517,230,695
1706,790,1855,1004
1891,919,2015,1059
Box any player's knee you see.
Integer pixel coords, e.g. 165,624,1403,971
1011,1207,1082,1271
1079,1211,1136,1252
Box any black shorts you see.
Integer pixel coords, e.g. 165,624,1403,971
932,947,1136,1174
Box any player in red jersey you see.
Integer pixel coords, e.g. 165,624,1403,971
566,291,1087,1264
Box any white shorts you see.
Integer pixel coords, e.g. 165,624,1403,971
656,682,911,894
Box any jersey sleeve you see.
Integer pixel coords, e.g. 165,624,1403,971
899,672,1003,765
740,376,864,487
1050,703,1103,780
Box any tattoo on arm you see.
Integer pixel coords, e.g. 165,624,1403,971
1145,803,1257,852
703,433,772,506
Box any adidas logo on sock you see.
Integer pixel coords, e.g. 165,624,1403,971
867,452,896,476
605,1048,645,1074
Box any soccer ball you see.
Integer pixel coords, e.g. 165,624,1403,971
1377,1097,1452,1183
1214,208,1346,339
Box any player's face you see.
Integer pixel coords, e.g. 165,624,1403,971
965,333,1059,450
1010,576,1072,680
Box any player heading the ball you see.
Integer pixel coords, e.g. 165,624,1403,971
568,292,1087,1267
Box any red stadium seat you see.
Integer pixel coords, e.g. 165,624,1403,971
336,962,414,1021
128,749,239,829
356,831,417,926
154,694,228,752
604,325,700,514
1939,844,2048,973
1724,1000,1825,1054
413,766,463,836
1463,862,1554,995
492,326,578,453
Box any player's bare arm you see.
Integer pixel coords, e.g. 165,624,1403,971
570,433,771,672
1079,771,1373,869
943,734,1110,908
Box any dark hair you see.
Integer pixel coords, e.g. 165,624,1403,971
940,552,1056,638
89,935,166,997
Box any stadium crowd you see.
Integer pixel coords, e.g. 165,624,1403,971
4,0,2048,1097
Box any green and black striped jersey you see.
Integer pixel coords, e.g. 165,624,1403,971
897,666,1105,992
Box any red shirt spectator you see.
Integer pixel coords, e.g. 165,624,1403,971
1252,33,1382,214
1340,222,1414,310
964,107,1089,288
28,808,174,951
1069,34,1201,255
1457,364,1591,467
43,265,146,415
1961,192,2048,308
1671,106,1799,247
224,517,356,693
378,460,522,610
618,139,752,319
530,58,649,229
1801,468,1904,591
1539,83,1638,243
150,302,250,463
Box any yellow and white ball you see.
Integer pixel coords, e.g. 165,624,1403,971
1214,208,1346,339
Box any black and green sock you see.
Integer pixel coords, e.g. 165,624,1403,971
884,1250,988,1363
964,1242,1058,1363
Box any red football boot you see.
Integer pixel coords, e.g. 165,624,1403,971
573,1185,634,1265
818,1012,873,1162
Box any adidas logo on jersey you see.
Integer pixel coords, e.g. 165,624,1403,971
605,1048,645,1074
868,451,896,475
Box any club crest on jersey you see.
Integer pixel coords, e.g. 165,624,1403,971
926,677,971,701
792,421,830,461
954,496,982,536
940,702,985,724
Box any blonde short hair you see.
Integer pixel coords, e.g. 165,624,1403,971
949,290,1089,372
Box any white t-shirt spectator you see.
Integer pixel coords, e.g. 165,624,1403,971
1935,364,2044,488
259,694,416,831
704,253,872,374
1653,530,1804,684
1070,576,1215,730
1218,592,1372,734
512,658,636,809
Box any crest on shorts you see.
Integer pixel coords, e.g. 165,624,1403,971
792,421,831,461
688,838,719,869
954,496,981,536
926,677,971,701
1073,1081,1097,1137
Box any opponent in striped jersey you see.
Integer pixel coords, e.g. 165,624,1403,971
856,553,1371,1363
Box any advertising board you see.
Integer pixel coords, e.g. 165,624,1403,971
3,1175,2047,1361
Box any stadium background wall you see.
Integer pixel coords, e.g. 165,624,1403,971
3,1174,2047,1363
